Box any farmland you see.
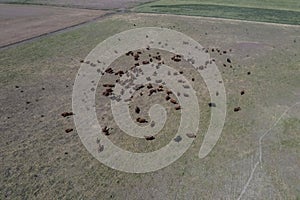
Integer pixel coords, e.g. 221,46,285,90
0,0,299,199
0,0,154,9
134,0,300,25
0,4,108,47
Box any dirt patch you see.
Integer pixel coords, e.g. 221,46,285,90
0,4,108,47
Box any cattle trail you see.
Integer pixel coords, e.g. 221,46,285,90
237,102,300,200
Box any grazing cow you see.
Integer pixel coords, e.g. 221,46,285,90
227,58,232,63
145,135,155,140
135,106,140,114
171,55,182,62
170,99,178,104
149,89,157,96
234,107,241,112
157,87,164,92
105,68,114,74
241,90,245,95
61,112,74,117
166,90,172,95
174,136,182,143
126,51,133,56
103,88,113,96
98,144,104,152
137,117,148,123
175,105,181,110
154,55,161,61
115,70,124,76
147,83,153,89
150,121,155,127
65,128,73,133
186,133,196,138
208,103,216,107
134,84,144,91
102,126,110,135
142,60,150,65
103,84,115,88
134,54,139,61
165,96,171,101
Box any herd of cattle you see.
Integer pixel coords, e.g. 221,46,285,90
63,44,249,150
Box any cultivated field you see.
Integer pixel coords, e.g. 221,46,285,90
134,0,300,25
0,0,300,199
0,0,154,9
0,4,107,47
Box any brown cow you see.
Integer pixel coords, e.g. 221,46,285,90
137,117,148,123
61,112,74,117
170,99,178,104
145,135,155,140
175,105,181,110
234,107,241,112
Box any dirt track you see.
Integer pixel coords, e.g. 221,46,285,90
0,4,108,47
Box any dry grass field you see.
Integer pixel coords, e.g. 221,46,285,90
0,1,299,199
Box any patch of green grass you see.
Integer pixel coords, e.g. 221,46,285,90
134,0,300,12
135,0,300,25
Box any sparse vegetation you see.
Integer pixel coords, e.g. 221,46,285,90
0,0,299,199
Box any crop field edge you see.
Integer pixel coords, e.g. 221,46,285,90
134,3,300,25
